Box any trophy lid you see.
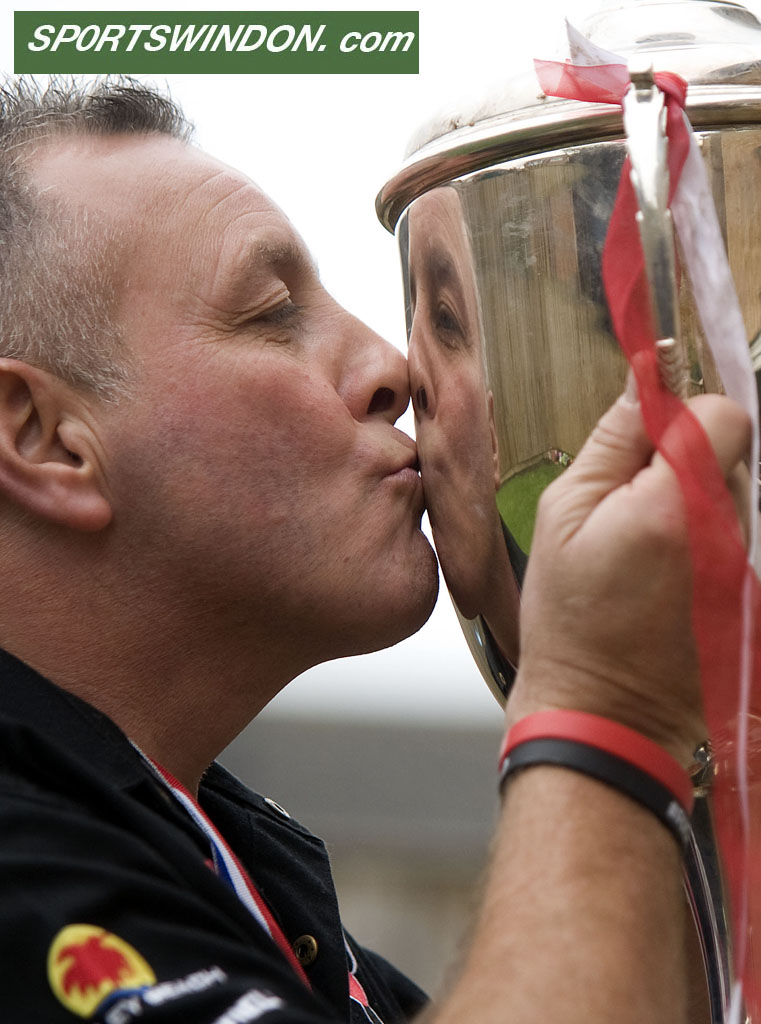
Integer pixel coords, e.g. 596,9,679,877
377,0,761,231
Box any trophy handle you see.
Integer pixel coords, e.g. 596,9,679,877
685,759,735,1024
623,64,736,1024
622,58,690,398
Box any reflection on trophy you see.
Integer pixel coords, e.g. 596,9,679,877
405,188,525,683
379,1,761,1021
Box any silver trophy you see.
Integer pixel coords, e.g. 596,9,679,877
378,1,761,1020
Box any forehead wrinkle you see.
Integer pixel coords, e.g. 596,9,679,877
153,169,245,233
193,175,250,222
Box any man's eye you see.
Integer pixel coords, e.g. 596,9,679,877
257,301,304,326
435,306,459,332
240,301,305,339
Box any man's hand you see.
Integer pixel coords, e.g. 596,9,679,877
508,387,751,765
425,388,749,1024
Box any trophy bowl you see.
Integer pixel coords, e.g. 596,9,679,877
378,2,761,1020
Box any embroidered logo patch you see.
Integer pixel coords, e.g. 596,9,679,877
48,924,156,1018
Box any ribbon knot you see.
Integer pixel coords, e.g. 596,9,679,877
652,70,688,108
534,57,687,108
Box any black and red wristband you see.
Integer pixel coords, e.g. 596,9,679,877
498,710,694,849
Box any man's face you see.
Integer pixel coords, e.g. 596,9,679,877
30,135,438,670
407,188,501,619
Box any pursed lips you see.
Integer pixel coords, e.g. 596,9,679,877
383,442,420,480
382,446,425,518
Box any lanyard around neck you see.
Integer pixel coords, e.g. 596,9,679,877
137,750,311,989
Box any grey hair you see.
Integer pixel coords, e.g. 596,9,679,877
0,76,194,399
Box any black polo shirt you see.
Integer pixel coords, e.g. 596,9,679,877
0,649,428,1023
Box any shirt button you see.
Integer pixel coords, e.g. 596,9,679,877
293,934,318,967
264,797,291,819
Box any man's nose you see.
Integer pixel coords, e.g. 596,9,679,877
338,311,411,424
407,321,434,421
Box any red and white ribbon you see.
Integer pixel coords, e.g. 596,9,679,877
536,25,761,1024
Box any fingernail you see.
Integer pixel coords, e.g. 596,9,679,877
623,368,639,405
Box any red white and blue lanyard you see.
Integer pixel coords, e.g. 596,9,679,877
344,937,384,1024
137,750,382,1021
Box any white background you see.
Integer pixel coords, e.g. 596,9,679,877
4,0,758,725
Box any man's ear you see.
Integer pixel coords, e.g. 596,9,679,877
0,359,112,531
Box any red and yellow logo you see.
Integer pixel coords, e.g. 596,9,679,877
48,924,156,1018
